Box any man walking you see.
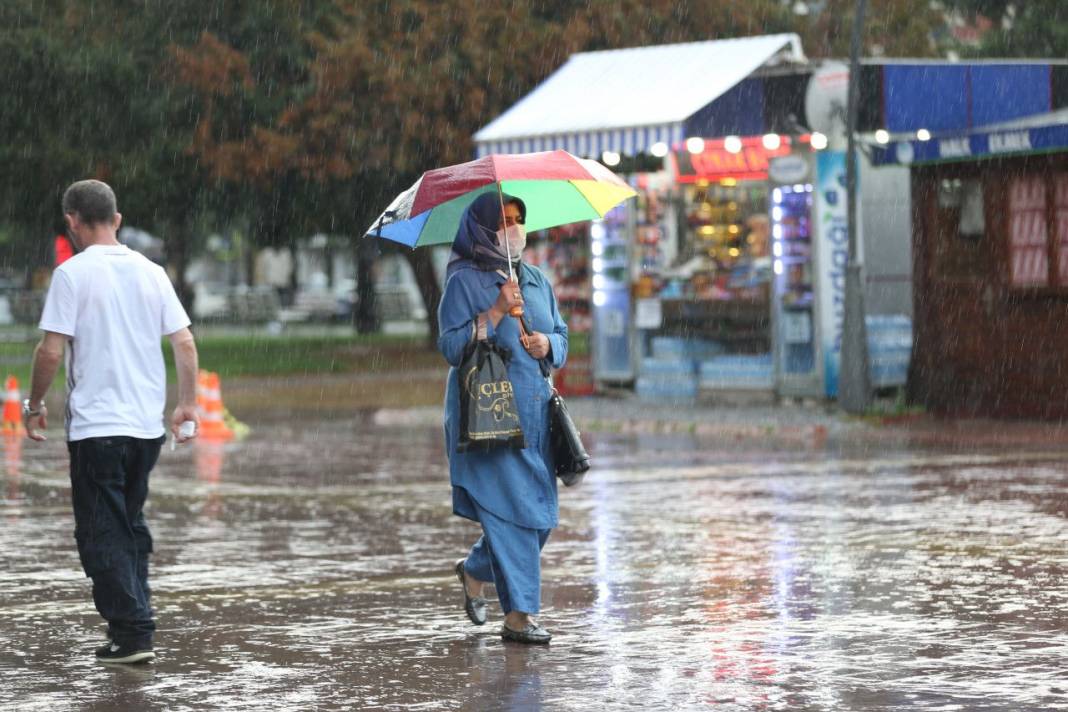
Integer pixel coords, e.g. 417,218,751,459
23,180,200,664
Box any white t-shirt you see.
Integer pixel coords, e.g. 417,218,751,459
38,244,191,441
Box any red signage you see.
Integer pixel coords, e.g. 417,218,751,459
673,136,793,182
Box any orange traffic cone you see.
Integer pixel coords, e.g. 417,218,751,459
197,371,234,442
2,375,24,435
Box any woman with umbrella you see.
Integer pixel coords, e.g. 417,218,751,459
368,149,632,643
439,192,568,645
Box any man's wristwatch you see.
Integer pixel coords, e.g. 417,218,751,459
22,399,44,417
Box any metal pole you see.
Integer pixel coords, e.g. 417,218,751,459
496,182,515,283
839,0,872,413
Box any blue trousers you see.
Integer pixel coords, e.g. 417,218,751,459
68,435,164,649
464,501,550,615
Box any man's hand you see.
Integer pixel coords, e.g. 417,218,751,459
24,404,48,442
25,331,65,443
171,404,200,443
167,327,199,445
523,331,551,360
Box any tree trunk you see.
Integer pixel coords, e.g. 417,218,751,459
169,223,195,320
324,242,334,289
404,248,441,349
354,238,380,334
32,219,55,288
245,234,257,287
289,242,300,295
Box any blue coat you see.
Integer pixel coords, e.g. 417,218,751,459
438,262,568,530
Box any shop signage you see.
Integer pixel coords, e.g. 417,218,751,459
674,137,792,182
769,155,810,183
813,151,859,398
872,122,1068,166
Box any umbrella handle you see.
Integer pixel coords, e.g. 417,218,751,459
516,311,532,349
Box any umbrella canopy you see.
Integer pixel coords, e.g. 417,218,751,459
366,150,636,248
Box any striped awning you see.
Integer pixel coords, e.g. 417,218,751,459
474,34,804,159
476,124,686,159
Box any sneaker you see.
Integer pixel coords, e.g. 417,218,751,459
95,642,155,664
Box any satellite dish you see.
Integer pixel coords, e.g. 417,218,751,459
805,60,850,138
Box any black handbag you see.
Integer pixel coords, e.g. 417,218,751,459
519,314,590,486
548,388,590,487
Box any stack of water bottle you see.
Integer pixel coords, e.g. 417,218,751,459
866,314,912,388
634,315,910,402
697,352,774,391
635,337,723,403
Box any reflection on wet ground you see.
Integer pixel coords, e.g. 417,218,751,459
1,416,1067,710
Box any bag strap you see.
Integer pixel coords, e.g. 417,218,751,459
540,356,557,396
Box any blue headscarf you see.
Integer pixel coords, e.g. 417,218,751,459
446,191,527,280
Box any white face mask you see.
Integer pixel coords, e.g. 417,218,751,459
496,224,526,257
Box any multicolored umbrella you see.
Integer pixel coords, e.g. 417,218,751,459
366,150,636,248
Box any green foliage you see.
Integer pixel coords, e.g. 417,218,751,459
0,0,1032,281
789,0,940,58
0,328,435,384
163,332,435,379
944,0,1068,58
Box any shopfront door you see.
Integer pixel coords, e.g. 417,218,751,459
769,153,824,397
591,205,634,382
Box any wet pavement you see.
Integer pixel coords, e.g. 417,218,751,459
1,413,1067,711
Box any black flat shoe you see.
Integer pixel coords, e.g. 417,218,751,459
500,623,551,645
455,558,488,626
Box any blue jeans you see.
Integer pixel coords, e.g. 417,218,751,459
68,435,164,649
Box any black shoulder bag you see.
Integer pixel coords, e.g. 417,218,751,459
523,315,590,486
547,385,590,487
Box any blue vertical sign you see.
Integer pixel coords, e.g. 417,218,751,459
813,151,853,398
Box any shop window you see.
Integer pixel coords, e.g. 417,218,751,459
634,177,773,355
1056,173,1068,285
1007,175,1048,287
934,176,985,278
937,178,984,241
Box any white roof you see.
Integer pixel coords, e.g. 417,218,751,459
474,34,804,156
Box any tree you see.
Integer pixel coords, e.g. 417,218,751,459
942,0,1068,58
0,1,142,277
172,0,806,344
0,1,336,312
790,0,941,58
1,0,952,338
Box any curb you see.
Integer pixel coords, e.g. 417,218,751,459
370,402,1068,449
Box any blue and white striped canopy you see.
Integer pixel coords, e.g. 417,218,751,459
476,124,686,159
473,34,804,159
